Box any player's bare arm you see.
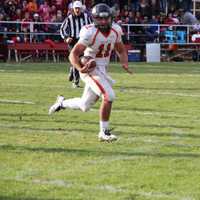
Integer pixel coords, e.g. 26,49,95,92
69,43,95,74
69,43,86,72
114,42,133,74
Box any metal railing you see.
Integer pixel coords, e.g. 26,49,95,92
0,21,198,44
0,21,62,43
1,21,200,62
121,23,193,44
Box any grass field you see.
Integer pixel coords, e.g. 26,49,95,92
0,62,200,200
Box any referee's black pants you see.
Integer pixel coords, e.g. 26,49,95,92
68,39,80,87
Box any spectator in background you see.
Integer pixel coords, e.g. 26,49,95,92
146,15,159,42
21,0,28,14
50,4,57,16
193,23,200,32
0,10,8,60
32,13,45,42
120,4,128,19
55,0,63,9
127,11,135,24
4,0,17,20
48,12,62,41
21,11,31,30
0,13,5,29
135,10,143,22
142,15,150,39
121,8,129,27
27,0,38,14
112,4,121,23
37,0,44,5
56,9,63,22
52,10,64,41
158,13,165,24
131,0,140,11
121,10,134,37
13,8,22,21
43,12,51,32
150,0,160,15
182,10,199,25
139,0,151,18
167,0,177,12
56,10,63,22
0,13,6,38
191,29,200,61
131,16,145,44
191,30,200,42
21,11,31,42
160,0,167,13
11,8,22,37
49,14,57,32
0,12,13,43
176,0,192,11
164,12,179,25
39,0,50,19
173,9,181,23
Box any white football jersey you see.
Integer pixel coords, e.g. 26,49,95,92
78,23,123,70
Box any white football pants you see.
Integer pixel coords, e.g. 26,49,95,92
62,69,115,112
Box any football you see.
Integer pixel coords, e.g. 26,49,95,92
80,56,96,70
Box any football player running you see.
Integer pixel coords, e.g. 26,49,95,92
49,3,132,142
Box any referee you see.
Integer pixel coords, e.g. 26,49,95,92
60,1,92,88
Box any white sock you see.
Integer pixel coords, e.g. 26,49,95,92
62,98,81,109
100,121,109,132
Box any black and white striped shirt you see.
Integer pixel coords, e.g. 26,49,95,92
60,12,92,40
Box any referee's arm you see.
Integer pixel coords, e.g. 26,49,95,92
87,14,92,24
60,17,69,40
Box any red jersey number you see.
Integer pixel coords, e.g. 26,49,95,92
96,43,111,58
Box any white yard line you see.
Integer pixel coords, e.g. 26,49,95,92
0,69,24,72
0,99,35,104
118,88,200,98
87,155,138,165
91,108,192,119
3,177,195,200
1,83,66,88
137,191,194,200
32,179,72,187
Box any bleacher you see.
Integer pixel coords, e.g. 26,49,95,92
7,41,68,62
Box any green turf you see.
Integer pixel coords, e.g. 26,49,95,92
0,62,200,200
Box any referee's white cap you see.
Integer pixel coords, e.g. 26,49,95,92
73,1,83,9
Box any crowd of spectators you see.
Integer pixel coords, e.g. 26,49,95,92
0,0,72,43
0,0,197,44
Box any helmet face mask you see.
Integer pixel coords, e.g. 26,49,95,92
92,3,112,32
93,16,112,32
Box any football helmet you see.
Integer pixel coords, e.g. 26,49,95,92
92,3,112,32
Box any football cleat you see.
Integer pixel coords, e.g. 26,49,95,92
72,83,80,88
98,129,117,142
49,95,65,115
